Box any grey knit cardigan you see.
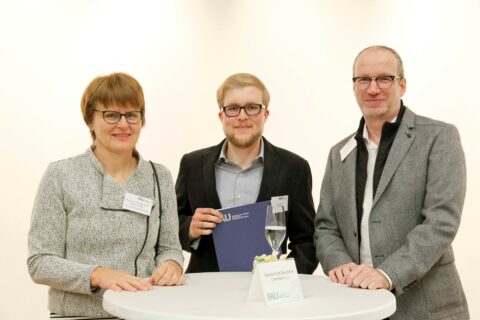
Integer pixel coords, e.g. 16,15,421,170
27,149,184,317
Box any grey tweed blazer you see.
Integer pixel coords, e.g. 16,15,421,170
314,107,469,320
28,149,184,317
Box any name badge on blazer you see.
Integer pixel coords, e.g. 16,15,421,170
271,195,288,212
122,192,153,216
340,136,357,161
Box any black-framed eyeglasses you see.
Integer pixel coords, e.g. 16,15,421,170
352,76,403,90
222,104,264,117
94,109,143,124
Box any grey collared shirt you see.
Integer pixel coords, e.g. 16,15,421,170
215,139,265,208
190,140,265,249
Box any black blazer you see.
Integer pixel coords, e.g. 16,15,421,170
176,137,318,274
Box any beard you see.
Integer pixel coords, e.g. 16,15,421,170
225,130,262,149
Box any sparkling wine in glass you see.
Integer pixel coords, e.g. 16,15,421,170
264,205,286,259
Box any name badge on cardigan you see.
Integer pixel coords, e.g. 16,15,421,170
122,192,153,216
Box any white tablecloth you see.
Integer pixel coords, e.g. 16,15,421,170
103,272,395,320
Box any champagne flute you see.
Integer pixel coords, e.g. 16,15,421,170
264,205,286,259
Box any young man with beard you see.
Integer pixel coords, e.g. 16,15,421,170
176,73,318,274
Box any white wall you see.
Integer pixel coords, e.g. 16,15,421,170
1,0,478,318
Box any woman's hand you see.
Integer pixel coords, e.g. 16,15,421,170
90,267,152,292
148,260,185,286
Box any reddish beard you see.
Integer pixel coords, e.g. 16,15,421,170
225,131,262,148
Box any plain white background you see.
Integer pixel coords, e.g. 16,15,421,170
1,1,478,319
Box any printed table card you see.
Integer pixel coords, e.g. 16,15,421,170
246,258,303,305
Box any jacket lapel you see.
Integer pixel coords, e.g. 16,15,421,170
340,144,359,259
372,108,416,208
203,141,223,209
256,138,281,202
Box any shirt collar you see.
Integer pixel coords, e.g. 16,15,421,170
218,137,265,164
340,101,406,161
361,115,397,147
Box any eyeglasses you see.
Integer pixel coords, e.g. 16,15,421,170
222,104,264,117
352,76,403,90
94,109,143,124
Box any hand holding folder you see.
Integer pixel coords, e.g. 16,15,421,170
212,200,273,271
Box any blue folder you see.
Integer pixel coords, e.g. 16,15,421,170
212,200,273,271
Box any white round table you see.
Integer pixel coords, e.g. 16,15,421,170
103,272,395,320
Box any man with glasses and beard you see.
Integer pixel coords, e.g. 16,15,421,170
314,46,469,319
176,73,318,274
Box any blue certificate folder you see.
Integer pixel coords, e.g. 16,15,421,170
212,200,273,271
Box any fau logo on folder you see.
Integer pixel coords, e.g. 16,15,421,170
212,200,272,271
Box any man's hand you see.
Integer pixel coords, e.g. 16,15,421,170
189,208,223,239
328,262,357,284
329,263,389,289
345,264,390,289
148,260,185,286
90,267,152,292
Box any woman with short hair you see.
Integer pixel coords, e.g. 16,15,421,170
28,72,184,319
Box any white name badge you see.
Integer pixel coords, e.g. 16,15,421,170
122,192,153,216
246,259,303,305
271,195,288,213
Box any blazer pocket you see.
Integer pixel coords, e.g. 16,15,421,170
422,262,465,312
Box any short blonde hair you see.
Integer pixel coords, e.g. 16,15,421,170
216,73,270,108
81,72,145,129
